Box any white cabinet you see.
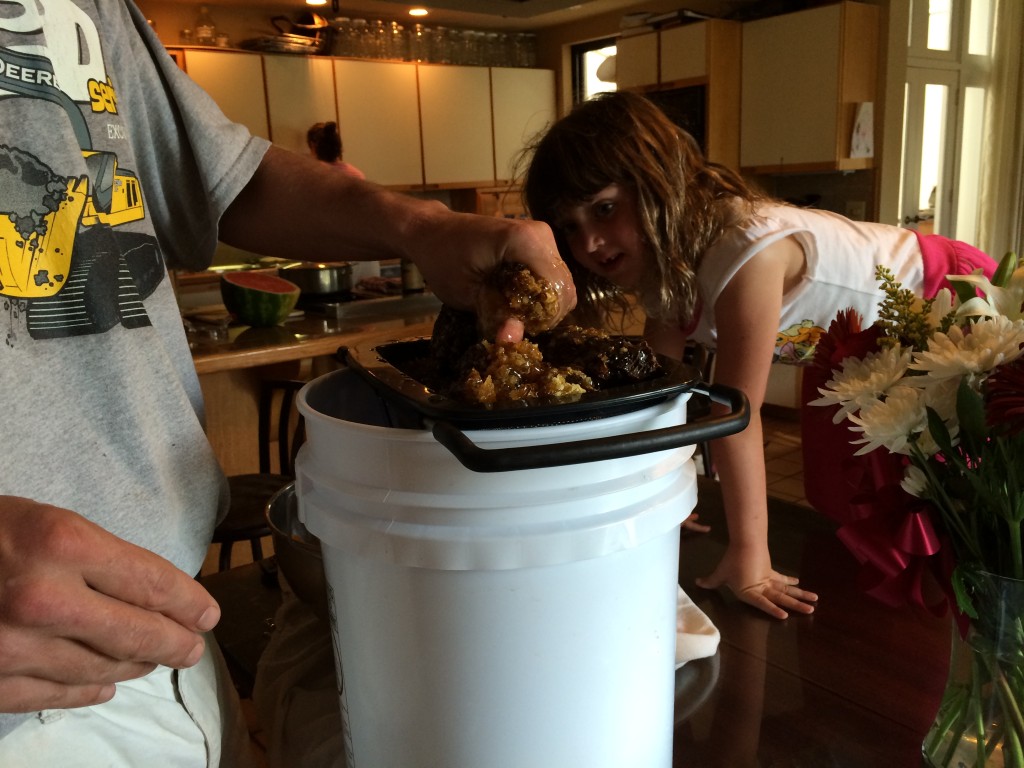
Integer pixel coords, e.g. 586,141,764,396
417,64,495,186
490,67,556,183
615,31,658,89
263,55,337,156
182,49,268,139
333,60,423,186
740,1,879,173
176,47,554,190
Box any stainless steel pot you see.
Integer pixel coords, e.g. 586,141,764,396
279,261,352,295
266,483,328,621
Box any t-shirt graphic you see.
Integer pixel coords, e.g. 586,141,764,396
0,1,163,342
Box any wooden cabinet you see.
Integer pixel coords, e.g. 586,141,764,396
263,55,337,156
418,64,495,186
175,47,554,190
490,67,556,183
615,31,658,89
613,21,741,169
333,59,423,186
182,49,269,139
740,1,879,173
661,20,740,170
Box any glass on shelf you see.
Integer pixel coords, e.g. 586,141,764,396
387,21,408,61
331,17,352,56
431,26,452,64
194,5,216,46
349,18,368,58
408,23,431,63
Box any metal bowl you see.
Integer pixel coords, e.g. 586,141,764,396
265,483,329,621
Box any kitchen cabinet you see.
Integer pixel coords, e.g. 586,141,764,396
182,49,269,139
263,55,337,155
661,20,740,169
615,30,658,89
417,64,495,187
333,59,423,186
740,1,879,173
490,67,556,183
175,47,554,190
612,21,741,169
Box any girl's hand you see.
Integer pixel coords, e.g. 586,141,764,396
695,547,817,620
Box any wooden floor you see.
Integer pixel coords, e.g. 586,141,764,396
674,477,951,767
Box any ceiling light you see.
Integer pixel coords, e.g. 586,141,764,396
306,0,327,5
409,7,429,17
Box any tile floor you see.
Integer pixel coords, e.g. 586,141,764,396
760,406,808,506
210,405,808,766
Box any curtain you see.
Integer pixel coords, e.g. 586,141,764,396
978,0,1024,257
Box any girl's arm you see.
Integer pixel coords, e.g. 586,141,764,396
693,237,817,618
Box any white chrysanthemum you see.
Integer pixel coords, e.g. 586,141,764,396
811,345,912,423
909,316,1024,387
901,464,929,498
848,385,927,456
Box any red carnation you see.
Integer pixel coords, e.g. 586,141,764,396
985,356,1024,436
810,308,884,376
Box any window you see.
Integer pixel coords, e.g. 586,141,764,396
899,0,1003,245
570,38,617,104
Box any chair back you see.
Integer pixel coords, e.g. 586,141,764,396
257,379,307,476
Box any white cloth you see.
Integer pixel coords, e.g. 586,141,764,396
0,636,256,768
675,586,720,668
252,577,346,768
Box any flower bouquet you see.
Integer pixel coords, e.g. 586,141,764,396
811,252,1024,767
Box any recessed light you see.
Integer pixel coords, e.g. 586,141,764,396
409,7,429,17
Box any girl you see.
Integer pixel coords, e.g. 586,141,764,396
522,91,995,619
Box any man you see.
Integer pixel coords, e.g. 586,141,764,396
0,1,573,764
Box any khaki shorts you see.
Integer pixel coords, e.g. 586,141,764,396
0,635,256,768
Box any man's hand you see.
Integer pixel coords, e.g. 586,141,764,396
0,497,221,712
411,214,576,343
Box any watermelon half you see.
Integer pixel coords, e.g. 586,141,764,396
220,271,301,327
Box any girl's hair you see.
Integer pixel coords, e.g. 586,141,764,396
307,121,343,163
522,91,764,329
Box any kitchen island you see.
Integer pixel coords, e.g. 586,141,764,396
188,292,440,475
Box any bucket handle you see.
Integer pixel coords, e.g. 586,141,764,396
430,383,749,472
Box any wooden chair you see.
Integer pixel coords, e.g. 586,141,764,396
211,378,307,572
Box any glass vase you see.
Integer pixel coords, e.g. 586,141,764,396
922,571,1024,768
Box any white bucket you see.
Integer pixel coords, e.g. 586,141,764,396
296,368,698,768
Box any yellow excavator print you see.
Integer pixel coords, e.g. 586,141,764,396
0,149,144,300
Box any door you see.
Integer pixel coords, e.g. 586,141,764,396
900,68,958,235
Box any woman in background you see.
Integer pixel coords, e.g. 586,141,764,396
307,121,365,180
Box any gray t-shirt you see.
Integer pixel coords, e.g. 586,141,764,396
0,0,269,737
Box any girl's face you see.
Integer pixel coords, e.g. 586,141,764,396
554,184,647,290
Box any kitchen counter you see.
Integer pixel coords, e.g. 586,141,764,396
186,292,441,375
189,292,441,475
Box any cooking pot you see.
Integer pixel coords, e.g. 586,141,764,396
271,12,329,37
279,261,352,296
337,338,749,472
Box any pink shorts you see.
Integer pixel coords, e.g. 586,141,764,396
916,231,997,297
